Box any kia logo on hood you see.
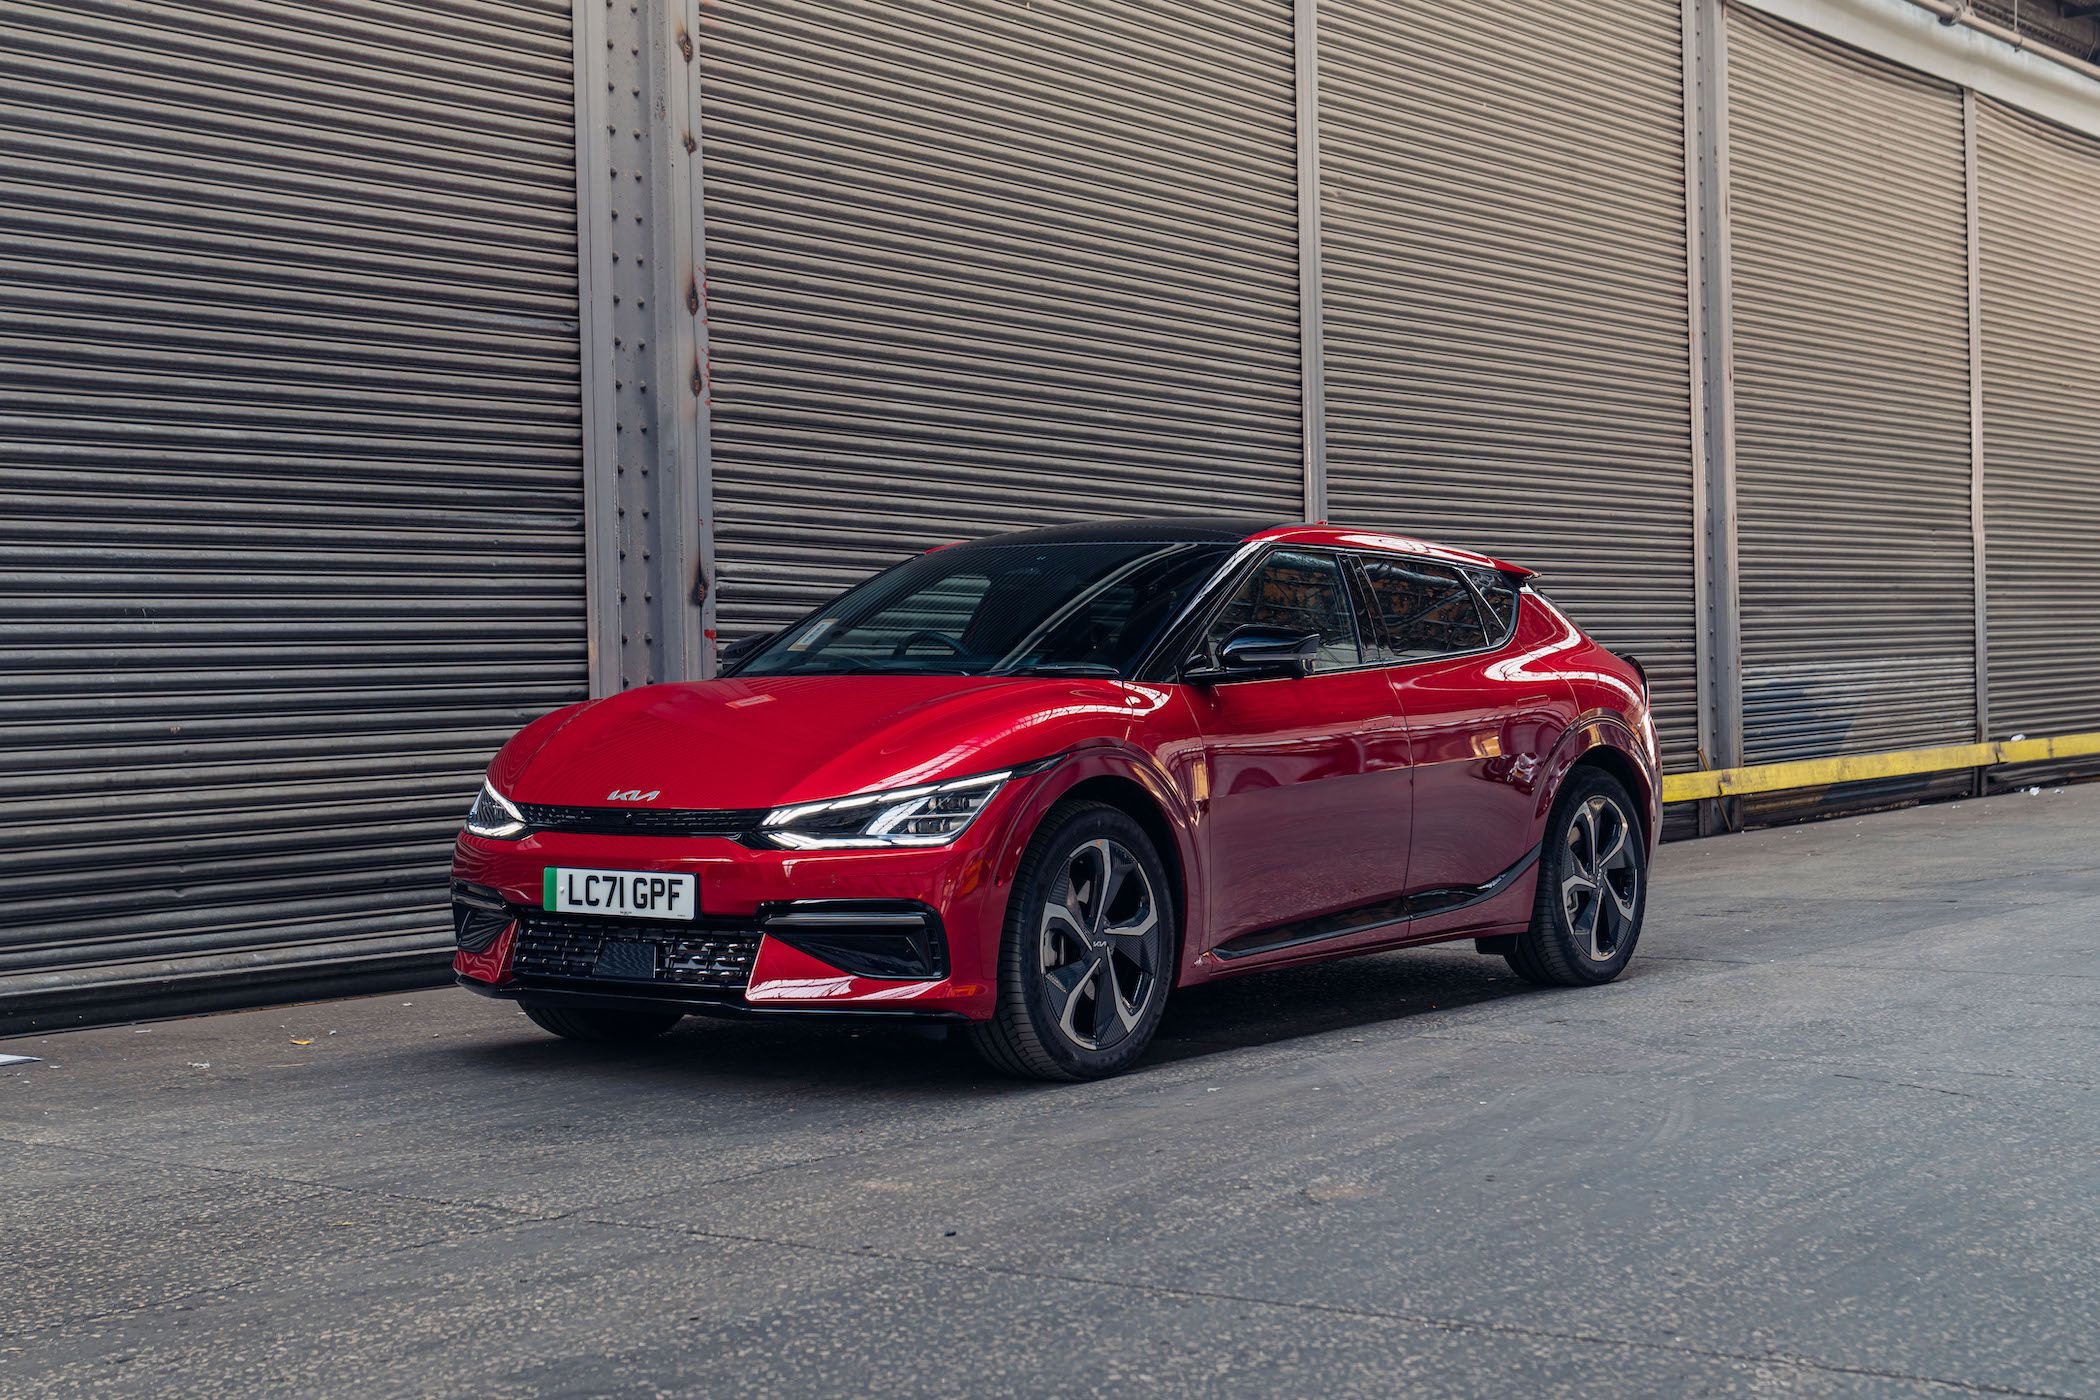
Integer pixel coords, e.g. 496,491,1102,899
606,788,661,803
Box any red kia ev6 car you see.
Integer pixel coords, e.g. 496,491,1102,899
453,520,1659,1079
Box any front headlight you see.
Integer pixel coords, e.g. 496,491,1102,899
464,780,528,839
761,770,1011,850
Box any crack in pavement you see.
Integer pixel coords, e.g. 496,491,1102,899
1832,1072,1985,1101
1639,953,2100,983
1401,1024,2100,1092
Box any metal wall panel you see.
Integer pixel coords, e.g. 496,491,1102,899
1976,98,2100,783
1317,0,1702,776
0,0,587,1026
1726,6,1976,769
698,0,1305,637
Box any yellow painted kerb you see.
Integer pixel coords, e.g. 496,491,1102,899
1660,730,2100,804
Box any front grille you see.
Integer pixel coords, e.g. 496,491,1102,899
512,911,760,992
515,802,763,839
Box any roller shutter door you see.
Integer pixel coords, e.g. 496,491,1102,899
1976,100,2100,787
1725,8,1975,796
0,0,587,1029
699,0,1305,636
1318,0,1701,779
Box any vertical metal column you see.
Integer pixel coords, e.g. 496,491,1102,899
1293,0,1329,524
656,0,716,681
577,0,716,691
1683,0,1745,832
1961,88,1991,794
1962,89,1991,747
573,0,621,698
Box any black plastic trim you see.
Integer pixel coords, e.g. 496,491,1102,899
510,911,760,990
759,900,950,981
1211,843,1543,961
515,803,764,839
450,880,511,953
460,976,969,1023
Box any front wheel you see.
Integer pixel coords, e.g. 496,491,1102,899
523,1004,684,1043
1505,769,1647,987
969,801,1175,1081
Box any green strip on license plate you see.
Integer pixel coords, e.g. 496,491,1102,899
542,867,556,910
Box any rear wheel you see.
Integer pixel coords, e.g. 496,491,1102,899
969,801,1174,1081
1506,768,1647,987
522,1004,684,1043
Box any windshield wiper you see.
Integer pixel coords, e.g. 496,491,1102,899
1002,662,1122,678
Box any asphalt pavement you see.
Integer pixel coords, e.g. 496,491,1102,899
6,784,2098,1399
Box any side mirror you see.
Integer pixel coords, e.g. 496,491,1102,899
1185,626,1322,683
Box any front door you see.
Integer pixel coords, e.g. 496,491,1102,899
1186,548,1414,947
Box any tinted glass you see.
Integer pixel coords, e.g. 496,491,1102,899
1203,549,1361,672
733,540,1234,677
1468,567,1519,642
1358,557,1490,662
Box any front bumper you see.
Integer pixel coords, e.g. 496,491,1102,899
448,818,1014,1021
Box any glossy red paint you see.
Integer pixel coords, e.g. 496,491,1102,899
1181,667,1413,945
452,918,517,986
452,522,1659,1027
485,674,1146,812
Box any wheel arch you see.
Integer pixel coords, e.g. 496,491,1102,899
1544,717,1659,853
1054,773,1192,969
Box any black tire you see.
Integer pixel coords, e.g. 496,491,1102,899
522,1004,684,1043
968,801,1175,1081
1505,767,1648,987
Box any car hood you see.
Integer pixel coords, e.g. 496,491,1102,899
491,675,1155,810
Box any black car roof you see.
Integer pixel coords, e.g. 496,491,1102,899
958,517,1285,547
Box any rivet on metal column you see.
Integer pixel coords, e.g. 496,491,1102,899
1293,0,1329,525
1684,0,1746,834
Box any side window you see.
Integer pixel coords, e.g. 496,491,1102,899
1357,557,1490,662
1204,549,1362,671
1467,568,1520,643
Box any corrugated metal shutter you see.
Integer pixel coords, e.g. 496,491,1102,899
1317,0,1701,778
0,0,586,1028
1976,98,2100,787
699,0,1304,636
1725,7,1975,792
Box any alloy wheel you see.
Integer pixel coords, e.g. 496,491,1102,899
1037,837,1161,1052
1559,794,1640,962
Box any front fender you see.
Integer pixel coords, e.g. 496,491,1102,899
978,740,1207,986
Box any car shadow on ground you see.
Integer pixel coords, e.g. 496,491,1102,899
452,945,1548,1093
1148,945,1538,1063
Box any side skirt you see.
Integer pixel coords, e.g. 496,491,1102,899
1210,845,1542,963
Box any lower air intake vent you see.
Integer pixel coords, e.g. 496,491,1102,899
512,912,760,992
451,882,512,953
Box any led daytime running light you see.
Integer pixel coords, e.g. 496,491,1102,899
762,770,1012,850
465,780,528,839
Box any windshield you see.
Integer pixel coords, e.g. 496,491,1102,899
731,539,1237,678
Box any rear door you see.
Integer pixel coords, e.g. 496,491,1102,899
1185,547,1413,946
1356,556,1565,896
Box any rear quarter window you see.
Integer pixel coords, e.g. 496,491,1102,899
1466,568,1520,644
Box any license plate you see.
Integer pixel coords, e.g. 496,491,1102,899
542,868,696,921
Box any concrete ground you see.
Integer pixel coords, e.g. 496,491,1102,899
5,787,2097,1400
